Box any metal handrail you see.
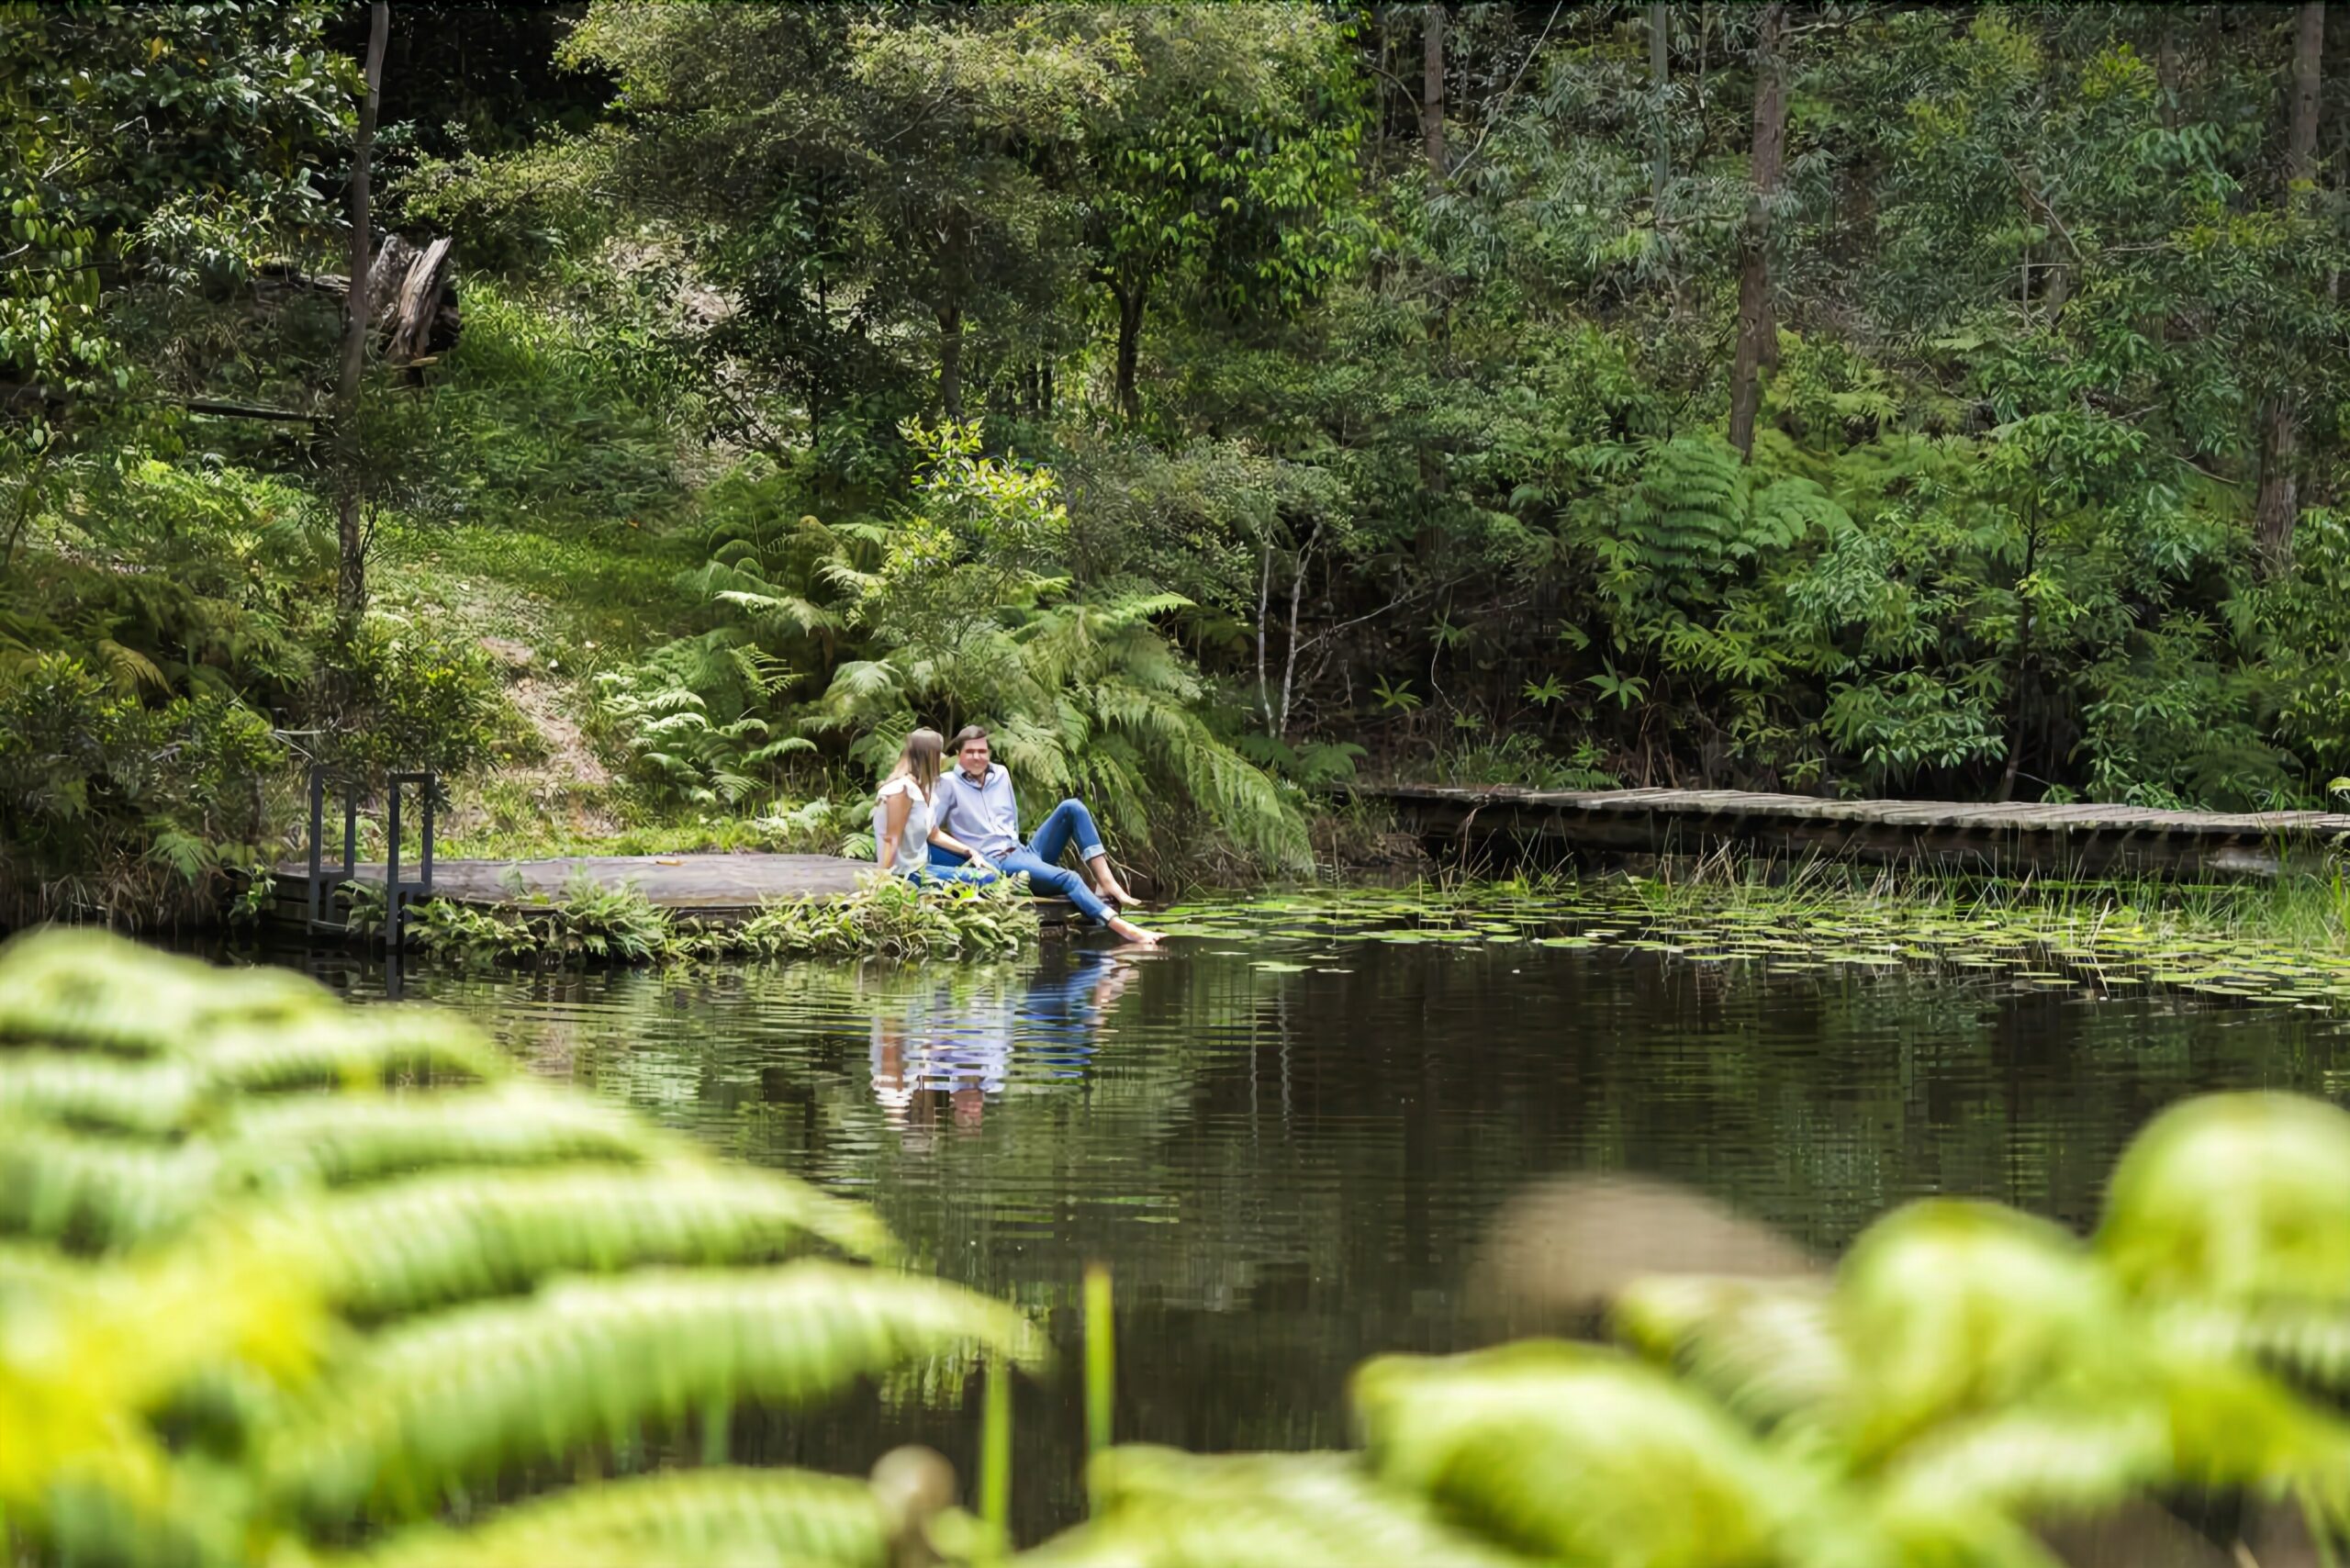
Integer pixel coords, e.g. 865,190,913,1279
303,766,438,946
385,772,436,949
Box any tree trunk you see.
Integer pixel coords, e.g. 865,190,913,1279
2255,1,2324,567
1112,280,1146,421
2157,17,2180,131
937,302,963,420
1727,2,1786,463
2288,2,2324,183
1650,3,1671,212
1423,4,1446,181
334,1,388,626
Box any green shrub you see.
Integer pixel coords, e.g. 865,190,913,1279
729,874,1040,960
315,614,509,779
400,872,1038,967
0,655,285,923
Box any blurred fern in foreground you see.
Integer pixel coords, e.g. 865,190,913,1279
0,929,1031,1567
1035,1092,2350,1567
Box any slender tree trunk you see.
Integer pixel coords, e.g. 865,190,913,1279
1112,280,1146,421
1423,4,1446,180
2289,2,2324,179
1727,3,1786,463
937,302,963,420
1650,3,1671,212
935,209,969,420
334,1,388,625
2255,1,2324,568
2157,17,2180,131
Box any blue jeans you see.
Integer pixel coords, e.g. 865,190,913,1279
895,861,997,887
929,798,1113,926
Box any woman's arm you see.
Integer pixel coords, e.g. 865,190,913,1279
878,788,912,870
926,823,994,873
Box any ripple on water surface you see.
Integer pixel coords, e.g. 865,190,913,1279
306,883,2350,1531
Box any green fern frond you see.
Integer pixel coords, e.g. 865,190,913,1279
241,1165,897,1319
0,1051,204,1135
0,1118,210,1247
1876,1405,2168,1522
265,1262,1038,1521
1029,1449,1530,1567
2157,1301,2350,1392
0,929,333,1058
1352,1340,1814,1567
218,1083,662,1190
1610,1274,1848,1425
349,1466,891,1568
1835,1200,2137,1464
2098,1092,2350,1306
193,1008,511,1092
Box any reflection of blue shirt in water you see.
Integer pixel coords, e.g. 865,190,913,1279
865,958,1114,1107
1020,953,1112,1079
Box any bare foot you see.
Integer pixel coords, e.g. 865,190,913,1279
1107,915,1161,946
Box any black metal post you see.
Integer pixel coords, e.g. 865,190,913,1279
307,766,326,928
386,780,403,951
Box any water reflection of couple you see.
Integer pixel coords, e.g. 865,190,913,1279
870,725,1161,946
868,952,1135,1134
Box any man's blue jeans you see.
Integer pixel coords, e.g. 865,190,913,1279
928,798,1113,926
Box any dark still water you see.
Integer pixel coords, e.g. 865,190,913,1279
279,899,2350,1536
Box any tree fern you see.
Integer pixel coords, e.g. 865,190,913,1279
0,930,1021,1568
191,1007,512,1092
1352,1340,1826,1567
0,1117,211,1246
1610,1274,1847,1426
0,928,333,1057
2097,1092,2350,1307
351,1466,892,1568
238,1164,896,1319
218,1083,666,1190
0,1050,204,1135
1028,1449,1530,1567
264,1263,1036,1522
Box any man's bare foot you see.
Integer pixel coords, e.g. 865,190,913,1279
1107,915,1160,946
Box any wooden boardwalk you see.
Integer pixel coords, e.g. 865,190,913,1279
265,853,1072,935
1359,784,2350,879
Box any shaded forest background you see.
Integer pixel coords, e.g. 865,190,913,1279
6,2,2350,915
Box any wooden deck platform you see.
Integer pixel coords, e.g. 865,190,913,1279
1358,784,2350,879
264,853,1073,935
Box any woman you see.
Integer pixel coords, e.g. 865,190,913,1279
871,728,995,883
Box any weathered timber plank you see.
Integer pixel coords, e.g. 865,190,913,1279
1354,784,2350,879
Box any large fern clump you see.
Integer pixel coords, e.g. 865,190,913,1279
1033,1091,2350,1566
0,929,1034,1567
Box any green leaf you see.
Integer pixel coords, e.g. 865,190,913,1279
352,1466,892,1568
265,1262,1039,1522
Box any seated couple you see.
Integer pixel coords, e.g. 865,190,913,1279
870,725,1162,946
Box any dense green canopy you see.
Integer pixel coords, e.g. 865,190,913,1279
4,3,2348,903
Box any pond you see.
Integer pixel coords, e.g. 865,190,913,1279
275,883,2350,1539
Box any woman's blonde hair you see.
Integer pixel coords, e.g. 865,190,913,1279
887,728,946,796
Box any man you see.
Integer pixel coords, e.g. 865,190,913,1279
928,724,1160,946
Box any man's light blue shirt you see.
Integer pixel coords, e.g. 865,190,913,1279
934,763,1022,859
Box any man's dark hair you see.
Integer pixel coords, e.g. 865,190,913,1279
950,724,990,752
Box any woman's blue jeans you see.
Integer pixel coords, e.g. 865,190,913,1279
927,798,1113,926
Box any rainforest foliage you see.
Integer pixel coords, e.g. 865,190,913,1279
6,3,2350,909
0,927,1035,1566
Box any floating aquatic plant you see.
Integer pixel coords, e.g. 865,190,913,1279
1151,871,2350,1014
